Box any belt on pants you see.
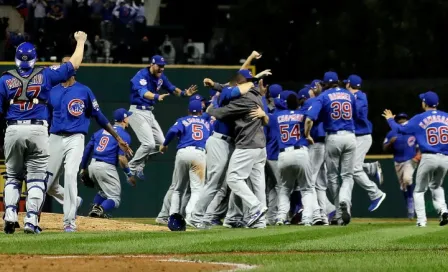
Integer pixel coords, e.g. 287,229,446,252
53,132,80,137
182,146,205,152
132,105,154,111
92,158,114,165
355,133,370,137
7,119,46,126
211,132,233,143
326,130,354,135
279,146,305,153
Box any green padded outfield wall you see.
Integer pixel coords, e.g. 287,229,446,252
0,63,444,218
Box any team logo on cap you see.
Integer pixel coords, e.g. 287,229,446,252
161,57,164,62
68,99,85,117
152,58,155,63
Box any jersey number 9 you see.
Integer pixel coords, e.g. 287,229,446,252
279,124,300,142
330,101,352,120
14,86,42,111
426,126,448,145
192,124,203,140
96,136,110,152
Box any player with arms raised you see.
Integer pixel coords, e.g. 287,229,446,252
383,91,448,227
305,71,357,226
0,32,87,234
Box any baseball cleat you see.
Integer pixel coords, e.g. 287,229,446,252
327,210,336,222
303,222,312,227
155,218,169,225
340,202,351,225
195,222,211,230
290,208,303,225
274,219,284,226
417,222,427,227
439,212,448,226
210,219,223,226
4,221,16,234
24,223,39,234
284,220,291,225
88,205,105,218
375,161,384,185
368,193,386,212
247,207,268,227
64,226,76,232
312,218,325,226
223,221,246,228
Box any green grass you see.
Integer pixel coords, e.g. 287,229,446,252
1,219,448,271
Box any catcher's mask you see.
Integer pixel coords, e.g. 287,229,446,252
168,213,186,231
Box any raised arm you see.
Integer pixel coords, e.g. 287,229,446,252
68,32,88,70
240,51,261,70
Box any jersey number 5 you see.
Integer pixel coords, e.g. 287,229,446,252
279,124,300,142
96,136,110,152
14,86,42,111
330,101,352,120
192,124,203,140
426,126,448,145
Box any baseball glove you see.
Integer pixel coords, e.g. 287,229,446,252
79,170,94,188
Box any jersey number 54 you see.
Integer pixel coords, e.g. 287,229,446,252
279,124,300,142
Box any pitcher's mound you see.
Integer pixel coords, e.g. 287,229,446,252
0,212,168,232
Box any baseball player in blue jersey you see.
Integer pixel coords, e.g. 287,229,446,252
160,100,211,223
271,92,321,226
383,113,418,219
80,108,133,218
383,91,448,227
46,57,132,232
0,32,88,234
305,71,357,226
128,55,198,180
344,75,386,212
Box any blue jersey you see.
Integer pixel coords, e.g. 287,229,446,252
130,68,176,107
213,86,234,137
270,108,308,150
353,90,373,135
164,115,211,149
307,87,356,133
384,130,417,163
266,112,280,160
303,97,326,142
81,125,131,168
387,110,448,155
0,63,75,120
49,82,105,135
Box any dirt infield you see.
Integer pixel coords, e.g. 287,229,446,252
0,212,168,232
0,255,253,272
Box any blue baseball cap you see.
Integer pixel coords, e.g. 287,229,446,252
395,113,408,120
298,87,310,99
189,94,205,102
323,71,338,83
15,42,37,69
114,108,133,122
280,90,298,100
344,74,362,88
269,84,283,98
310,79,322,89
151,55,166,65
189,100,203,113
419,91,439,107
238,69,253,79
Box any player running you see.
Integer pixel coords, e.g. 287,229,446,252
305,71,357,226
272,92,322,226
383,113,418,219
80,108,133,219
383,91,448,227
46,57,132,232
1,32,86,234
344,75,386,212
160,100,211,224
128,55,197,180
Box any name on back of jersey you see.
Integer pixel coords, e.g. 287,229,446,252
5,74,43,90
328,92,352,102
182,117,210,130
277,113,304,123
419,114,448,129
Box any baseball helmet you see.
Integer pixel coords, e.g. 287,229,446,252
168,213,186,231
15,42,37,69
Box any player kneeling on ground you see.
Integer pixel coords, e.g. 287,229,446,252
80,108,133,218
159,100,211,224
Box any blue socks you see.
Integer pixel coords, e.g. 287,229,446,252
101,199,116,212
94,193,106,205
290,191,303,214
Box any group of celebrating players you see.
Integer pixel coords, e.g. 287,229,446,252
1,32,447,234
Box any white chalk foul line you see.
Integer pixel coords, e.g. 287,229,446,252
41,255,258,271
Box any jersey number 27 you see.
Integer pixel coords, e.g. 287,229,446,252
279,124,300,142
426,126,448,145
330,101,352,120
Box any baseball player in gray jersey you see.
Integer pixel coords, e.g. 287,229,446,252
207,73,268,229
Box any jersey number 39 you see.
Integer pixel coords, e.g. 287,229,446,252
426,126,448,145
330,101,352,120
96,136,110,152
279,124,300,142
